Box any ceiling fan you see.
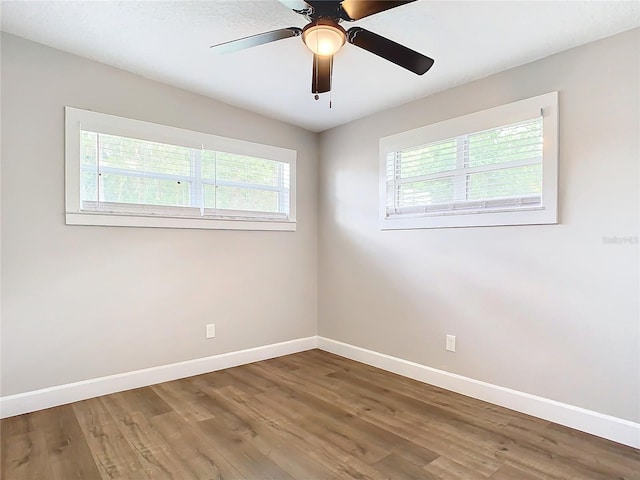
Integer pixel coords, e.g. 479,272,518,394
210,0,434,97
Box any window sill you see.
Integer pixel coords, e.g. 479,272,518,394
380,207,557,230
65,212,297,231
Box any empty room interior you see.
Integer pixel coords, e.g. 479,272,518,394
1,1,639,479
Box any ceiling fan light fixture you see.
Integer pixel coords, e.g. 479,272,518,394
302,21,346,56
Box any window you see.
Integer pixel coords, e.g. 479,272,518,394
379,92,558,229
65,107,296,231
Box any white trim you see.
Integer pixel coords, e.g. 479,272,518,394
65,213,296,231
0,336,317,419
3,335,637,449
379,92,558,230
65,107,297,231
317,337,640,449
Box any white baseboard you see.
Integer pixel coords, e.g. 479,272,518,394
317,337,640,449
0,336,318,419
3,335,638,449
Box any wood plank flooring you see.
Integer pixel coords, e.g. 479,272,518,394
1,349,638,479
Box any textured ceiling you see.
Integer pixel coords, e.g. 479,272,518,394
1,1,638,132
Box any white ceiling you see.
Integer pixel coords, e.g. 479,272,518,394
1,1,638,132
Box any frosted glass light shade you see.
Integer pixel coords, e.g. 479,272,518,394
303,24,346,56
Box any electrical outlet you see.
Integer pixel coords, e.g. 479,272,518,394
206,323,216,339
446,334,456,352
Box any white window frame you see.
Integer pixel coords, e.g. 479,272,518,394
65,107,296,231
379,92,558,230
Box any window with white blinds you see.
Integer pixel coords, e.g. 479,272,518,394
379,92,558,229
66,108,296,231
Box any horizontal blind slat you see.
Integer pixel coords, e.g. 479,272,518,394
386,116,543,216
81,130,291,219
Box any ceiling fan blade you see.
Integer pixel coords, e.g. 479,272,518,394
312,54,332,94
339,0,416,21
276,0,313,13
211,27,302,54
347,27,434,75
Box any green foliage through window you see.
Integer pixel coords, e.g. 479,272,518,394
387,117,543,213
80,131,290,217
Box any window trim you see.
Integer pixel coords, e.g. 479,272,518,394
379,92,558,230
65,107,297,231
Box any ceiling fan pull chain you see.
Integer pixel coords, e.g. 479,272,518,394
313,52,319,100
329,56,333,108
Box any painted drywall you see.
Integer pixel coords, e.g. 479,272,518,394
318,29,640,422
0,33,318,396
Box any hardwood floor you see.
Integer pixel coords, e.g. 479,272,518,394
1,349,638,479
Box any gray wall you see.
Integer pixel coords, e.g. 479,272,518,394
3,29,638,424
1,33,318,396
318,29,639,422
